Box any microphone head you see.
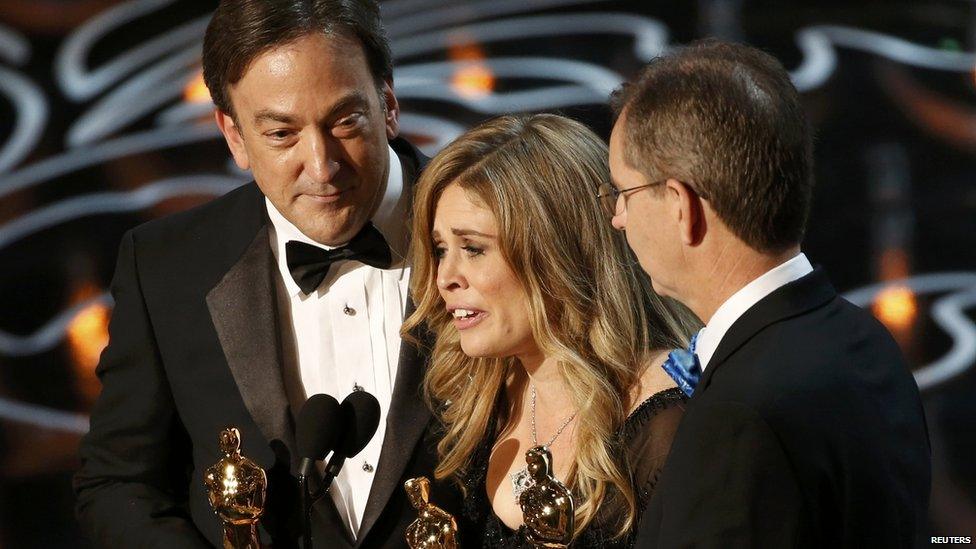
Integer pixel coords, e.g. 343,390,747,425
296,393,342,460
338,391,381,458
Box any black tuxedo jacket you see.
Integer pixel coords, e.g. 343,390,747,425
636,268,931,548
74,139,456,548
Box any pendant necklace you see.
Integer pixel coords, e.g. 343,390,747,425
511,385,576,499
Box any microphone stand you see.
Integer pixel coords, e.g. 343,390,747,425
298,460,316,549
300,474,311,549
299,456,346,549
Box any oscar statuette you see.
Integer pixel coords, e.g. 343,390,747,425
517,446,574,548
404,476,459,549
204,427,267,549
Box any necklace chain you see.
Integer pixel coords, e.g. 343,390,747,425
530,385,576,448
512,385,577,499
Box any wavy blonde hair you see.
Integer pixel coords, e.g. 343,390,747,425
402,114,697,538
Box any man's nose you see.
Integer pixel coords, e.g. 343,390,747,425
304,132,341,183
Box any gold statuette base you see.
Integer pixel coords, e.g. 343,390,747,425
222,522,262,549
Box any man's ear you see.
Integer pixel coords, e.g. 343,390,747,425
380,80,400,139
214,109,250,171
668,179,707,246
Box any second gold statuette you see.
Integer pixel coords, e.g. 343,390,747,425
404,476,458,549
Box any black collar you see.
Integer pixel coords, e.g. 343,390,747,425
695,267,837,394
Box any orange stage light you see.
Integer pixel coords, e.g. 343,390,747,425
872,285,918,332
452,64,495,98
184,71,212,104
67,284,111,405
448,40,495,98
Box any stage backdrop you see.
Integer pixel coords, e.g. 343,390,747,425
0,0,974,546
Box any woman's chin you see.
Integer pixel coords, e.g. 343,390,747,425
459,338,507,359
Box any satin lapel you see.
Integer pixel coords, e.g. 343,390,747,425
695,267,837,395
206,225,297,470
356,297,432,541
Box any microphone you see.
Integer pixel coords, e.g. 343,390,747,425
322,390,381,491
297,394,342,477
295,394,341,549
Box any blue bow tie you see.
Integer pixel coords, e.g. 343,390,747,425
662,333,701,397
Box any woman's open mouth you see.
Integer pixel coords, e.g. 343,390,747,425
449,307,487,330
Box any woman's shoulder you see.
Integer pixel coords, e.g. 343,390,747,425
627,348,682,415
621,349,688,475
619,356,689,519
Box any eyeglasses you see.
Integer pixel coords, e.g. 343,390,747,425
596,179,710,216
596,180,666,216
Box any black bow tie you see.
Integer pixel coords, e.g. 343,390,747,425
285,223,393,295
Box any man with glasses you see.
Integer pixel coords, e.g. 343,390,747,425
606,40,930,547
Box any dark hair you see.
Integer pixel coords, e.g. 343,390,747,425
611,40,813,253
202,0,393,117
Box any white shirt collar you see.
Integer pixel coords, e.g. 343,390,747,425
695,252,814,370
266,145,406,297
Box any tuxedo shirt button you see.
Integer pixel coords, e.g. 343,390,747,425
343,305,356,316
362,462,374,473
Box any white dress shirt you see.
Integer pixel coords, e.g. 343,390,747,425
695,253,814,371
266,146,411,540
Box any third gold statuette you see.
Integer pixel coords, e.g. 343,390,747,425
518,445,574,548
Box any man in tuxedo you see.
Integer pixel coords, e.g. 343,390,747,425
74,1,455,546
608,41,931,547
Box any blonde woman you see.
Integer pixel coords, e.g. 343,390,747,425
402,114,699,547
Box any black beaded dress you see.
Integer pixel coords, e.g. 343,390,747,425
459,387,687,548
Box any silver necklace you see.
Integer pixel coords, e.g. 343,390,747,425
510,385,576,498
